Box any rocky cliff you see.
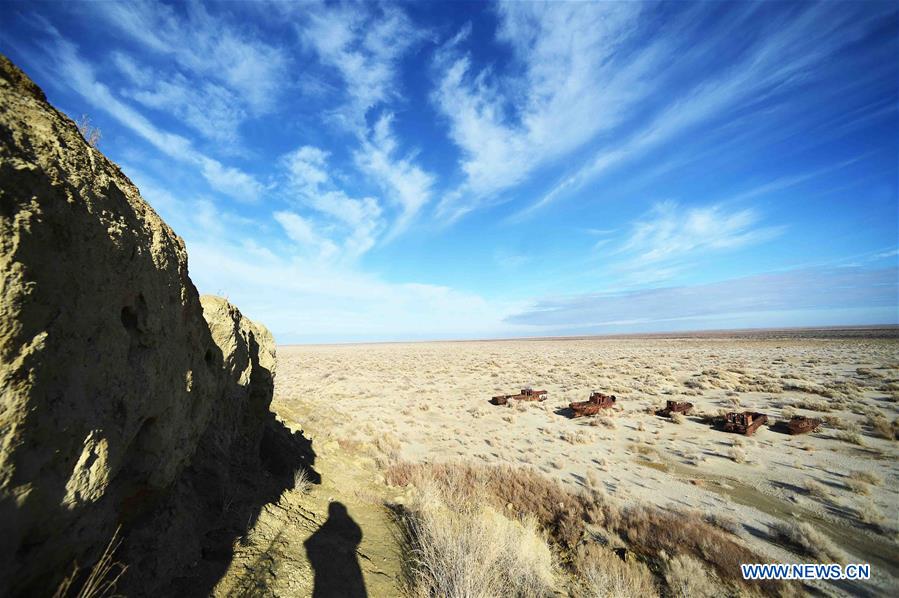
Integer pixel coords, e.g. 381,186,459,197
0,54,308,596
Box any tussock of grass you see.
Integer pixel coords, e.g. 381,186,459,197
728,447,746,463
836,430,865,446
54,526,127,598
575,545,658,598
293,467,312,493
802,479,829,498
867,414,896,440
849,470,883,486
663,553,720,598
769,521,844,562
390,473,557,597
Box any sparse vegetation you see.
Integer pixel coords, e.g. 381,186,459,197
849,470,883,486
663,553,719,598
386,461,788,596
769,521,844,562
54,526,127,598
75,114,101,148
577,546,658,597
293,467,312,493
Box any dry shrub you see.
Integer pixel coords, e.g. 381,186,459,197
75,114,101,148
821,414,853,430
576,546,658,598
802,479,829,498
293,467,312,493
386,462,587,548
836,430,864,446
793,399,831,412
391,476,556,597
855,500,887,531
663,553,719,598
849,470,883,486
769,521,844,562
702,512,740,535
867,414,896,440
54,526,127,598
728,447,746,463
596,415,617,429
845,478,869,495
561,430,592,445
670,412,685,425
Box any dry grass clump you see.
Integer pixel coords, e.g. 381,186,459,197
561,429,593,445
575,545,658,598
728,447,746,463
663,553,719,598
866,414,896,440
854,500,888,531
836,430,865,446
821,414,853,430
702,512,741,535
589,415,616,429
792,399,831,412
392,480,557,597
293,467,313,493
845,478,870,495
848,470,883,486
802,479,829,498
769,521,844,562
386,461,587,548
54,526,127,598
670,412,685,425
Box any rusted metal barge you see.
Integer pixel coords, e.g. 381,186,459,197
569,391,617,417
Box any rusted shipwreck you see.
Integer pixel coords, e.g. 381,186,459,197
569,391,617,417
722,411,768,436
786,415,822,435
491,388,547,405
657,400,693,417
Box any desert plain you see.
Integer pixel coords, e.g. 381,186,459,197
271,327,899,594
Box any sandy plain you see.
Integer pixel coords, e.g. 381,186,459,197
273,328,899,593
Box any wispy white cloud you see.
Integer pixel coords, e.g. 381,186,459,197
121,70,247,144
520,2,892,217
354,113,434,235
91,0,287,113
281,145,383,258
432,0,659,220
34,20,265,202
273,211,339,259
616,201,783,270
298,0,424,130
298,1,434,233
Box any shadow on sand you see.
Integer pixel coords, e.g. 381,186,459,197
304,502,367,598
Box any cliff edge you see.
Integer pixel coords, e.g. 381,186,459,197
0,54,311,596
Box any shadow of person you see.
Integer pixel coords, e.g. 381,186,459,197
304,502,367,598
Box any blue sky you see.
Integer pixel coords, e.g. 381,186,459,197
1,0,896,343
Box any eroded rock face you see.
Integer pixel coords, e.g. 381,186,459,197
0,55,283,596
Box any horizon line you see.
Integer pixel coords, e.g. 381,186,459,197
277,323,899,347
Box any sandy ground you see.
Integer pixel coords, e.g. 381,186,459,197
273,329,899,594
